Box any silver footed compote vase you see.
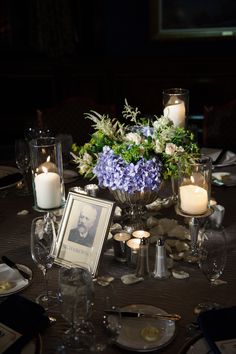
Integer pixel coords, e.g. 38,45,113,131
29,137,65,309
110,188,160,233
175,155,213,263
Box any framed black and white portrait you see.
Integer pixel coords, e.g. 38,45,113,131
54,191,115,276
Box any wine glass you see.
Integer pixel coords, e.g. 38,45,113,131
31,213,58,310
15,138,31,195
198,223,227,286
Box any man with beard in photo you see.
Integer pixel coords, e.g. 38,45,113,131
68,204,98,247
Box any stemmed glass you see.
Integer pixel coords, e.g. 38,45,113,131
59,266,94,350
198,223,227,286
15,138,31,195
58,266,121,352
31,213,58,310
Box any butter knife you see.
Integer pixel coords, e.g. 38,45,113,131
2,256,31,280
105,309,181,321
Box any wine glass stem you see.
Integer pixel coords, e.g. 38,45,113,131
189,217,200,255
43,268,50,303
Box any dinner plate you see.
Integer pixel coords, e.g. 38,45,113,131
0,165,22,190
178,334,213,354
115,304,176,352
0,263,32,297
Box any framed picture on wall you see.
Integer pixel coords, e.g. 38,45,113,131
54,191,115,276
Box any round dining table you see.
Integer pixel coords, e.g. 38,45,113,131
0,164,236,354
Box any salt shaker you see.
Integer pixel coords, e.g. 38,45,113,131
153,238,170,279
135,237,150,278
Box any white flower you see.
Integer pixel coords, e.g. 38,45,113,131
177,146,185,153
153,116,171,130
83,152,93,164
154,141,163,153
165,143,178,155
124,132,142,144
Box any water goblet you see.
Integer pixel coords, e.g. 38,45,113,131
58,266,94,350
15,138,31,195
31,213,58,310
198,223,227,286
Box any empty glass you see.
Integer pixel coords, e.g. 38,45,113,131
58,267,121,352
31,214,58,310
15,138,31,195
59,266,94,350
198,223,227,285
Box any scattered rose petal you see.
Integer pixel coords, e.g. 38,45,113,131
172,269,190,279
121,274,144,285
17,209,29,216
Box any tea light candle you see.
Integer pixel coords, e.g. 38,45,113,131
113,232,131,262
126,238,141,251
180,184,208,215
126,238,141,267
163,99,185,127
132,230,150,239
84,184,99,197
35,167,61,209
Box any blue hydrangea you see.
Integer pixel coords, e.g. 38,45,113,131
93,146,162,193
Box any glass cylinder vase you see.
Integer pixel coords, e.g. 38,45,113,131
163,88,189,128
30,137,65,211
177,155,212,216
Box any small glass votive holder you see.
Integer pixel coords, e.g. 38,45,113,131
113,232,131,263
84,184,99,197
177,155,212,216
132,230,150,239
126,238,141,267
69,186,87,195
163,88,189,128
30,137,65,211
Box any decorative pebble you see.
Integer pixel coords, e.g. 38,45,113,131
172,269,190,279
17,209,29,216
97,276,114,287
121,274,144,285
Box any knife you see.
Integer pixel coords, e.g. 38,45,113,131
104,309,181,321
2,256,31,280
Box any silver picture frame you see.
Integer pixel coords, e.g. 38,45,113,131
54,191,115,276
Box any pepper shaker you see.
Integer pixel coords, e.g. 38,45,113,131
135,237,150,278
153,238,170,279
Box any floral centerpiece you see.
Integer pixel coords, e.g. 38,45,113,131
71,99,199,195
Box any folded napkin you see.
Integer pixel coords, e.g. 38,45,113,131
0,294,50,354
201,148,236,167
198,306,236,354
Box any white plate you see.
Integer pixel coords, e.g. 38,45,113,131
0,165,23,190
0,263,32,296
115,304,176,352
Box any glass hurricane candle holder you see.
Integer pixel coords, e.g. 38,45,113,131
163,88,189,128
30,137,65,211
176,155,212,263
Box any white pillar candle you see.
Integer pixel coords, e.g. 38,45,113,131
163,99,185,127
180,184,208,215
35,170,61,209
